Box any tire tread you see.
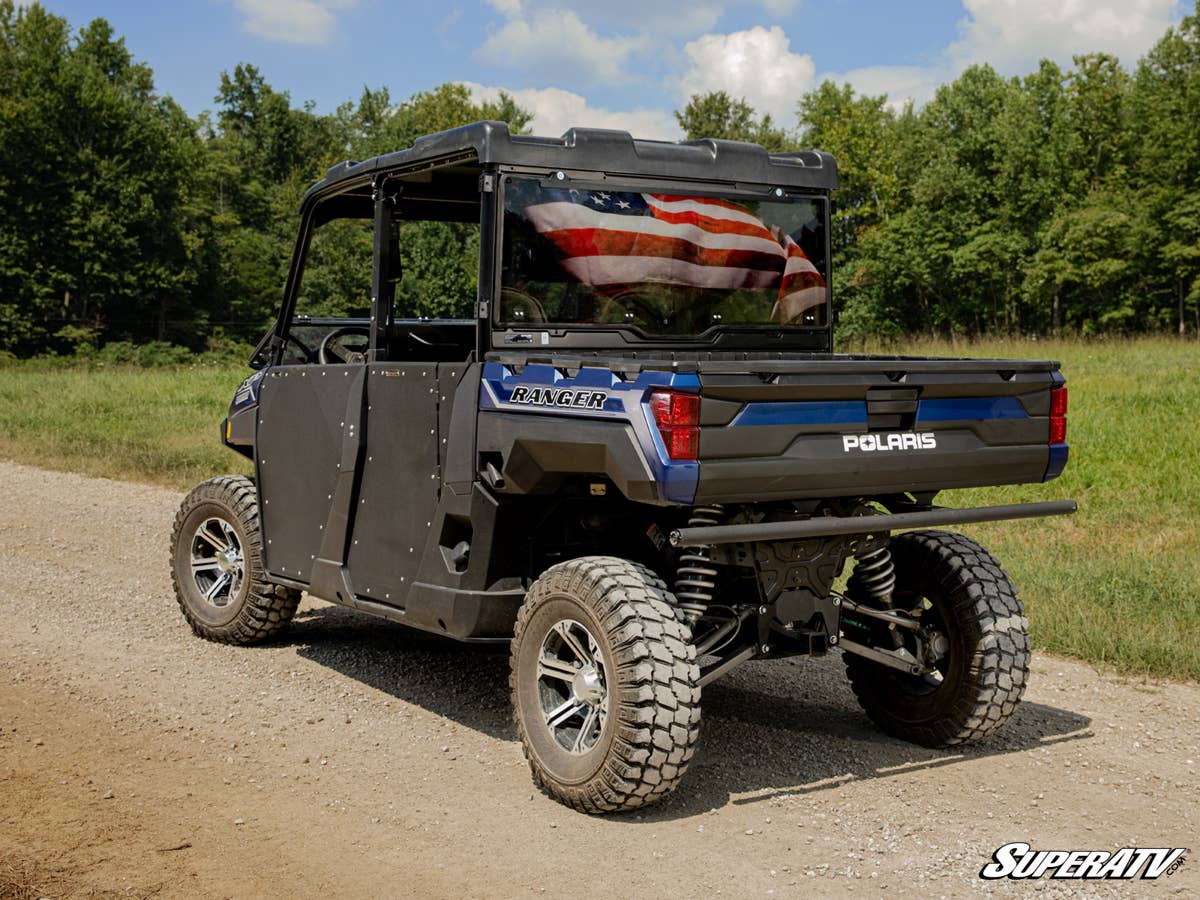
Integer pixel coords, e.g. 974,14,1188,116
170,475,300,645
844,529,1030,747
510,556,700,814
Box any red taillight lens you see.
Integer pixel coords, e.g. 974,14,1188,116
1049,385,1067,444
649,391,698,426
1050,385,1068,418
665,425,699,459
1050,416,1067,444
649,390,700,460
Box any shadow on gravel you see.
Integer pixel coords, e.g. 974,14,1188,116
288,604,516,739
286,602,1093,822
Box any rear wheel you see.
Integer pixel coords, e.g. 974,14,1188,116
170,475,300,644
844,530,1030,747
510,556,700,814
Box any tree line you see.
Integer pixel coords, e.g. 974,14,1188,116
0,1,530,355
2,0,1199,356
679,5,1200,341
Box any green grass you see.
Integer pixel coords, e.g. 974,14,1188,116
0,337,1197,680
0,362,252,489
922,336,1200,682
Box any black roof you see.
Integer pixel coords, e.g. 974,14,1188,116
304,121,838,204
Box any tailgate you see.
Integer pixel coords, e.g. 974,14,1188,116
694,356,1065,503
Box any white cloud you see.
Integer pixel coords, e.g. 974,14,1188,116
677,25,816,124
674,1,1184,124
484,0,523,15
463,82,680,140
468,1,1185,148
823,64,948,110
949,0,1183,73
835,0,1183,109
477,10,646,84
233,0,356,45
474,1,822,98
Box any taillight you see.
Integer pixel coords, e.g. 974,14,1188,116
1049,385,1067,444
649,390,700,461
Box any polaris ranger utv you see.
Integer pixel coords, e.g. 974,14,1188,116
170,122,1075,814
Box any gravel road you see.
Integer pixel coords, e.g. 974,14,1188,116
1,460,1197,898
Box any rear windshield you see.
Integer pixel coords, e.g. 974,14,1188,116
499,177,828,337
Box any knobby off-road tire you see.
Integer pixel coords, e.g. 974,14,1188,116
170,475,300,645
844,530,1030,747
510,556,701,814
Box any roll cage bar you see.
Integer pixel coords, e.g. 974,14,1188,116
250,121,842,369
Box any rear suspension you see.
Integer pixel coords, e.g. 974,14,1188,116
846,543,896,605
673,504,724,624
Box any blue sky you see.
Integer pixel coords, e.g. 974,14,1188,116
40,0,1188,138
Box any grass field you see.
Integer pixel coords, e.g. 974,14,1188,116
921,337,1200,683
1,338,1197,680
0,361,253,488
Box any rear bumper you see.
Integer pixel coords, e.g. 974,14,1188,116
694,438,1051,503
669,499,1078,546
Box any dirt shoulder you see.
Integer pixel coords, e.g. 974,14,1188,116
0,460,1197,898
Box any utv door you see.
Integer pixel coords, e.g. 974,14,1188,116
255,204,375,598
257,359,366,594
344,362,443,605
341,166,482,610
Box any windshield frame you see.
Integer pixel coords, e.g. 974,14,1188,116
490,170,833,352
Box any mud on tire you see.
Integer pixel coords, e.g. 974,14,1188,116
170,475,300,645
510,556,701,814
844,529,1030,747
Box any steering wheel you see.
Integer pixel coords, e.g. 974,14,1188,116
500,287,548,324
318,326,371,365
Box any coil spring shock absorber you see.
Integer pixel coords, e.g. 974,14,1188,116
847,542,896,604
673,504,725,624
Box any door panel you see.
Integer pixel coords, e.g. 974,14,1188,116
257,363,364,582
346,365,441,604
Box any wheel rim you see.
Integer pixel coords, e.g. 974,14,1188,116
189,516,244,609
536,618,608,755
893,590,955,695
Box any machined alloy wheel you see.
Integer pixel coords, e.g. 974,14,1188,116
511,556,701,814
171,475,300,644
537,619,610,754
189,517,245,608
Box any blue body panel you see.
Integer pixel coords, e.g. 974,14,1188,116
479,361,700,503
479,361,1071,498
731,401,867,427
229,369,265,416
729,395,1031,428
1044,444,1069,481
916,396,1028,422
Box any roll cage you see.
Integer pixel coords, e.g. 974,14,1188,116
250,121,841,370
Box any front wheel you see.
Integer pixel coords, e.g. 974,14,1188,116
510,557,701,814
170,475,300,644
844,530,1030,747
